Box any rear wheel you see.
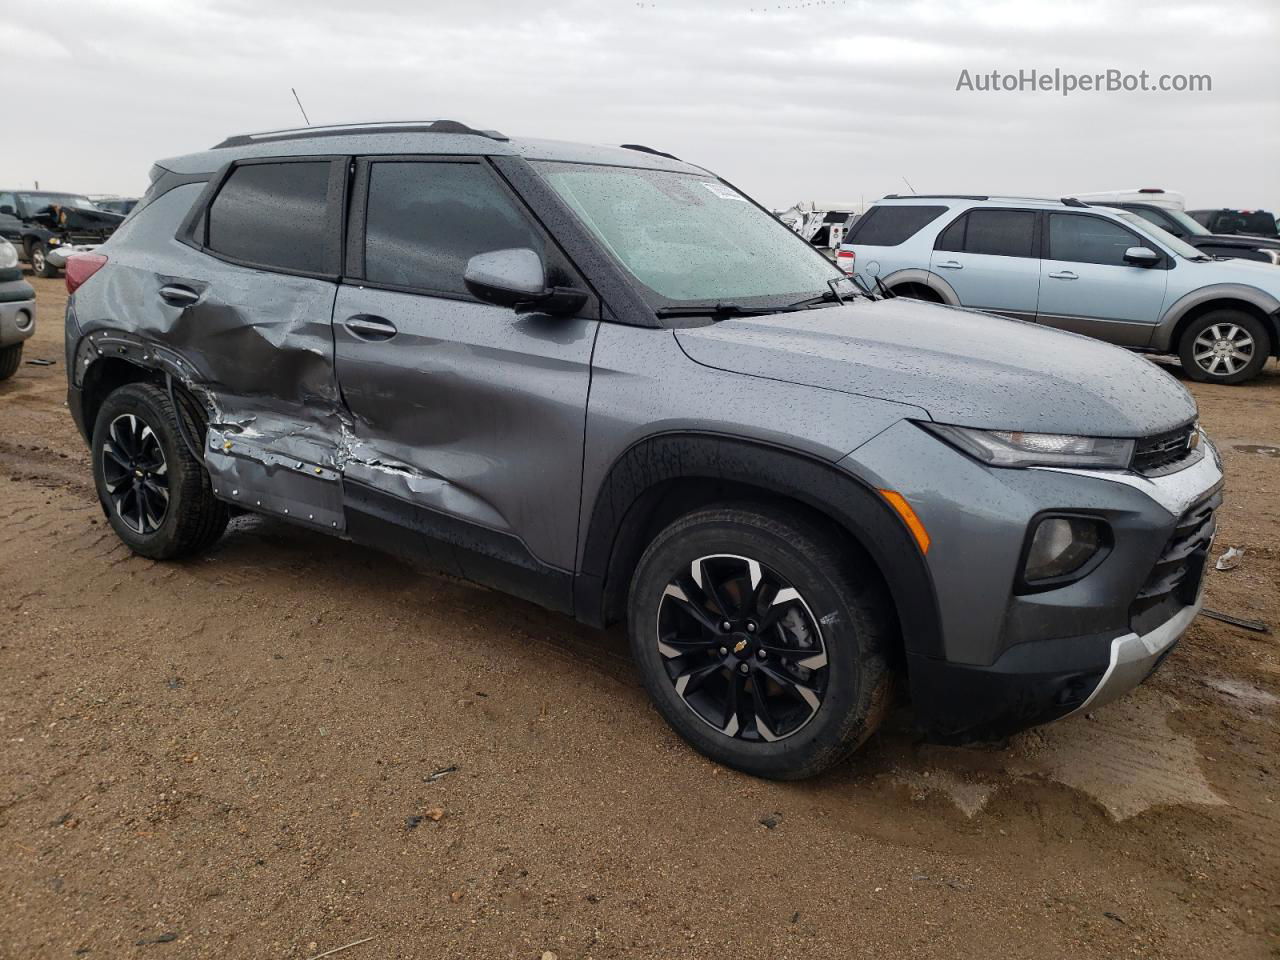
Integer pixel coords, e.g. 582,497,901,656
627,504,894,780
0,343,21,380
91,382,228,559
1179,310,1269,384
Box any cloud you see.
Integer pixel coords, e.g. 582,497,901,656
2,0,1274,213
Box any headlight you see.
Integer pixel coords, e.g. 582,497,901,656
48,237,62,245
924,424,1135,469
0,240,16,269
1023,516,1106,584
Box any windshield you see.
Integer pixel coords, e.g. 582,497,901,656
18,193,96,213
534,162,841,308
1114,211,1207,259
1162,208,1211,236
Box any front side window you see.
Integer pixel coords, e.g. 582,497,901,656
206,161,335,274
1048,214,1148,266
17,193,95,215
846,205,947,246
534,162,839,307
937,209,1037,258
363,161,543,296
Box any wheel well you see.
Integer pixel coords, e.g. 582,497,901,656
598,478,900,657
80,357,164,436
1170,298,1278,358
888,281,943,303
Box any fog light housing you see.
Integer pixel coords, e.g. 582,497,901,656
1023,516,1106,585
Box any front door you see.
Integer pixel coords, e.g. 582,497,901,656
929,208,1040,320
333,157,599,610
1037,213,1169,347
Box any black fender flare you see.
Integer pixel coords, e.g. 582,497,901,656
574,432,944,659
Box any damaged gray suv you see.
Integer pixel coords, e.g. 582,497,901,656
66,121,1224,779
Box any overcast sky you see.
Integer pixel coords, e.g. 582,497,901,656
3,0,1276,212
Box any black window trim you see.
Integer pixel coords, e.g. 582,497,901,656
177,154,349,282
932,206,1043,259
343,153,598,318
1042,210,1172,270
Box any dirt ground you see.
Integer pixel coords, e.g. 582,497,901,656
1,273,1277,960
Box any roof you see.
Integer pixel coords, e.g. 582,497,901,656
155,120,708,177
875,194,1096,209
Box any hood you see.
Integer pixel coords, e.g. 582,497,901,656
674,298,1197,437
31,203,125,234
1179,254,1280,292
1194,232,1280,251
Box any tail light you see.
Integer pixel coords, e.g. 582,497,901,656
836,249,856,275
65,253,108,294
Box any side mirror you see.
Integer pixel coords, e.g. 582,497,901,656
0,205,14,216
463,248,586,315
1123,246,1161,267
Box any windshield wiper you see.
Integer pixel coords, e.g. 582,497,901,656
654,302,796,319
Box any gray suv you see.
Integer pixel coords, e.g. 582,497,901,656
66,121,1223,779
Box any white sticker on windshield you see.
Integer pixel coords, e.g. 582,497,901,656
700,181,747,201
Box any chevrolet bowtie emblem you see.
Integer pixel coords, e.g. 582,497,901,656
733,639,748,654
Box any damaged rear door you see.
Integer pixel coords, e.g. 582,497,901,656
173,156,350,528
333,156,600,611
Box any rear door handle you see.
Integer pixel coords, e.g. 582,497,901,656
1048,270,1079,280
158,284,201,306
935,260,962,270
344,314,398,341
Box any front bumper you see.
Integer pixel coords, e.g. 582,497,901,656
0,280,36,347
46,243,102,268
843,420,1223,742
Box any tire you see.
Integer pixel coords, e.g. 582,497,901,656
891,284,942,303
91,382,229,559
0,343,21,381
29,241,57,278
627,503,894,780
1178,310,1269,384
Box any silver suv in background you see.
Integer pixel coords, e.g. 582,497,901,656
0,237,35,380
839,195,1280,384
65,122,1222,778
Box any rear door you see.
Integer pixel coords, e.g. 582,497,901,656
1036,212,1169,346
928,208,1040,320
332,156,599,609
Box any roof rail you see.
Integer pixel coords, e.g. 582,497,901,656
882,194,989,201
1060,196,1091,207
211,119,509,149
620,143,682,162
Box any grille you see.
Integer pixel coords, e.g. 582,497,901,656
64,229,113,245
1132,422,1198,476
1129,490,1220,635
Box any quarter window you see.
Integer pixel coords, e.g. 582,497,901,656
206,161,335,274
936,209,1036,258
1048,214,1143,266
363,161,543,296
846,205,947,246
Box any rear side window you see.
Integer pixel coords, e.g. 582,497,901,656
1048,214,1142,266
206,161,336,274
936,209,1036,257
363,161,543,296
846,205,946,246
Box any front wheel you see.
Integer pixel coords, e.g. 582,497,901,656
29,241,57,278
627,504,894,780
1179,310,1269,384
0,343,21,380
91,382,229,559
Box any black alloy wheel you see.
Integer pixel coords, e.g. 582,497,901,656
100,412,170,535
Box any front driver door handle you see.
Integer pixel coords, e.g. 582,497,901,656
1048,270,1079,280
158,284,201,306
935,260,963,269
344,314,398,341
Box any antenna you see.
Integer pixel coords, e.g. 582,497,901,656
902,176,917,195
291,87,311,126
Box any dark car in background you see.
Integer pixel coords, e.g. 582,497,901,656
91,197,140,216
1189,208,1279,239
1101,202,1280,265
0,189,125,277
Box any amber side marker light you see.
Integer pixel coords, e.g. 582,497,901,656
879,489,931,554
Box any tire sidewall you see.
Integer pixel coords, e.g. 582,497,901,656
628,511,884,779
1180,311,1268,384
91,384,195,556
